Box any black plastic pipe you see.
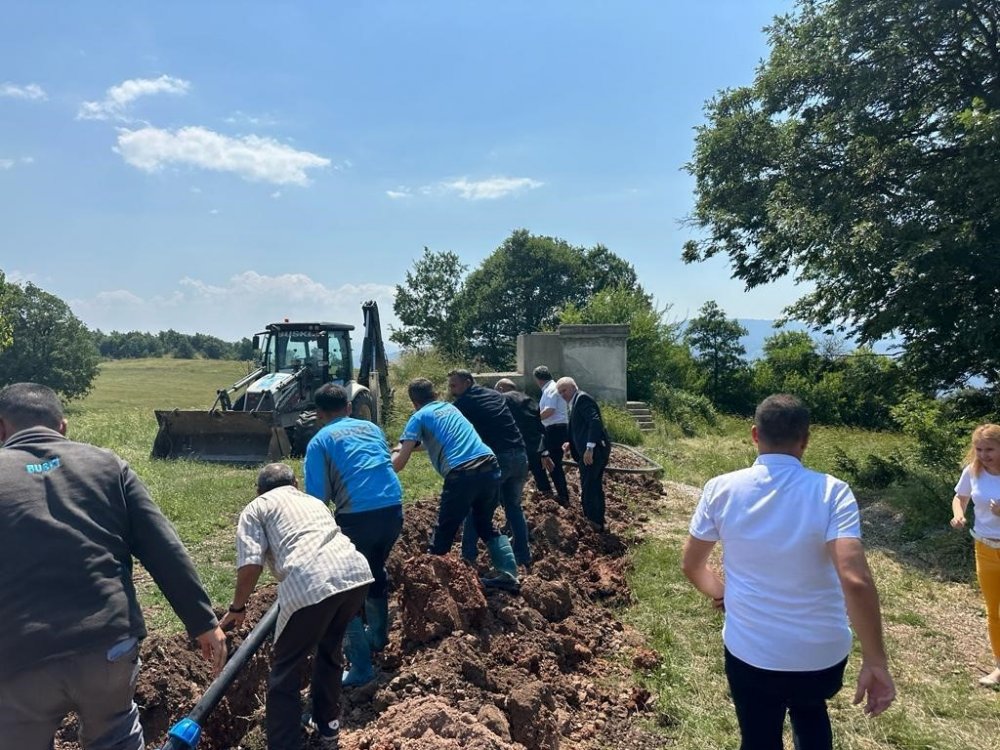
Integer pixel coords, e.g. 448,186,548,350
159,602,280,749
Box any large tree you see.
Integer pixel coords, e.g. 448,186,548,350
390,247,467,354
0,280,100,399
683,0,1000,387
685,301,751,412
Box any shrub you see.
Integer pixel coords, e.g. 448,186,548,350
833,448,908,490
651,384,718,437
601,404,644,446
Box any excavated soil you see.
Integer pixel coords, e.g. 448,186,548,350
57,452,669,749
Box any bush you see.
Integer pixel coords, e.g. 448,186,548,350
651,384,718,436
601,404,644,446
833,448,909,490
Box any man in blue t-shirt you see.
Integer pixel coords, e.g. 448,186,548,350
305,384,403,686
391,378,519,592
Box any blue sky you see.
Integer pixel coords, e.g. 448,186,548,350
1,0,800,341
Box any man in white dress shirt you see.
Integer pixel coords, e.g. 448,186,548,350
533,365,570,505
681,393,895,750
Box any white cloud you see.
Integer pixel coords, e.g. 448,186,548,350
270,190,282,199
224,110,279,128
396,176,543,201
0,159,13,170
0,156,34,170
189,186,202,193
0,82,47,100
209,208,219,215
70,272,399,341
438,176,543,200
77,74,190,121
115,126,331,186
20,156,34,164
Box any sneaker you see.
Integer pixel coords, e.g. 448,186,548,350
304,715,340,748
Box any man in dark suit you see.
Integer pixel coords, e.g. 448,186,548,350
494,378,549,496
554,377,611,531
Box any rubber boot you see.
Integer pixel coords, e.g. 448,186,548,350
341,616,375,686
481,535,520,592
364,596,390,652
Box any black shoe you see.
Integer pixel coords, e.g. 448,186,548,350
480,574,521,593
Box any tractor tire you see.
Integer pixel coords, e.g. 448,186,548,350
352,390,375,423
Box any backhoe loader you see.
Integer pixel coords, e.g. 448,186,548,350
151,300,391,464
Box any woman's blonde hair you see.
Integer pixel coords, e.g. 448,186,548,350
965,423,1000,476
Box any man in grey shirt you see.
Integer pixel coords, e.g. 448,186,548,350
0,382,227,750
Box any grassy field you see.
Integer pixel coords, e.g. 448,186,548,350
68,359,1000,748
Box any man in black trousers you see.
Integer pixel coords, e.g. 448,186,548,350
555,376,611,532
533,365,570,505
494,378,549,495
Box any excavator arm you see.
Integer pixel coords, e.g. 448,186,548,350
358,300,392,425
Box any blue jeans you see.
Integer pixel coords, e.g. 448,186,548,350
336,504,403,599
428,460,502,555
462,450,530,566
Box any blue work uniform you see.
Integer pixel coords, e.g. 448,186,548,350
400,401,503,554
304,416,402,599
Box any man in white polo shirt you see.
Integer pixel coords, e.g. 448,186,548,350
682,394,895,750
533,365,570,505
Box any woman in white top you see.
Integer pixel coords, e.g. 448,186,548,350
950,423,1000,686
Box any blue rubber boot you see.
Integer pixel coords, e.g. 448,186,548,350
341,615,375,687
481,535,520,592
364,596,390,652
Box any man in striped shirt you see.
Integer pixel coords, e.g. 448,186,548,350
220,463,372,750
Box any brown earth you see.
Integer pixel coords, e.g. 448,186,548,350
57,450,669,749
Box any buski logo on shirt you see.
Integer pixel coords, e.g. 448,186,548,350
26,456,61,474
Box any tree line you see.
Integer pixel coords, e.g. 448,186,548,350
91,329,253,361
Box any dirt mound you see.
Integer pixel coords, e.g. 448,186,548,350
58,461,668,750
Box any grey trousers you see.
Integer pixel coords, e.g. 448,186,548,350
0,641,143,750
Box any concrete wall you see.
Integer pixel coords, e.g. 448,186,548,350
557,325,629,403
476,323,629,404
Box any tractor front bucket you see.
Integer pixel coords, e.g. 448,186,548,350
151,410,291,465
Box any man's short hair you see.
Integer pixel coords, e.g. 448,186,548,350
257,463,297,494
495,378,517,393
407,378,437,407
532,365,553,382
0,382,64,432
755,394,810,445
314,383,350,413
447,369,474,385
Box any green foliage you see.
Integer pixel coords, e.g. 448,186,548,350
684,0,1000,388
386,347,465,436
650,384,719,437
393,231,642,369
0,271,13,352
684,300,752,413
601,403,644,446
560,287,693,401
752,331,909,429
390,247,467,354
0,280,100,400
833,447,908,490
890,391,969,474
91,329,248,360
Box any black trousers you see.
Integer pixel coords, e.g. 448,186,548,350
577,448,608,528
724,648,847,750
267,585,369,750
337,504,403,599
542,423,570,503
428,463,501,555
526,450,552,494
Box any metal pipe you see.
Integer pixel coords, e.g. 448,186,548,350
158,603,280,749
